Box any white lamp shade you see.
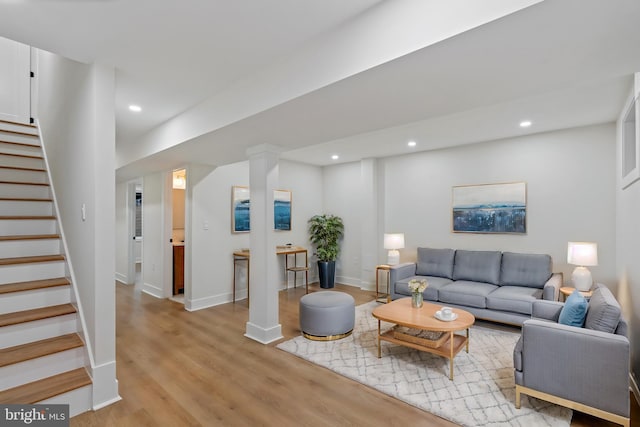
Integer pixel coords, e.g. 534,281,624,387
384,233,405,250
567,242,598,266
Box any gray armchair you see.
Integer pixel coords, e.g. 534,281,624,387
513,284,630,427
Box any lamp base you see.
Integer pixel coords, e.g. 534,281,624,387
387,250,400,266
571,266,593,292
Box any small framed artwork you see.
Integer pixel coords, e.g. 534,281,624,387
274,190,292,231
452,182,526,234
232,186,250,233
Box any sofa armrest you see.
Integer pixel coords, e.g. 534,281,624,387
519,319,630,417
542,272,562,301
389,263,416,300
532,300,563,321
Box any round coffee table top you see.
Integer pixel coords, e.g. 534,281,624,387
372,298,475,332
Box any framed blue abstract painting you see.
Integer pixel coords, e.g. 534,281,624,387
232,186,250,233
274,189,291,231
452,182,526,234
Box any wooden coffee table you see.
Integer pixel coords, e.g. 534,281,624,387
372,298,475,380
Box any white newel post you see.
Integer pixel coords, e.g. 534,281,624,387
244,144,284,344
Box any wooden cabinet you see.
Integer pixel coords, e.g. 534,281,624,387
173,245,184,295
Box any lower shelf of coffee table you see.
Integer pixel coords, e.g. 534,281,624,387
379,329,467,359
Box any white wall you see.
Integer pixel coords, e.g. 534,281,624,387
322,162,364,286
324,123,617,289
141,172,166,298
115,181,128,284
616,79,640,387
36,50,119,407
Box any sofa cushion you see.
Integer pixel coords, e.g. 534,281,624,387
558,290,588,327
452,250,502,285
415,248,455,279
486,286,543,315
394,276,452,301
584,284,621,333
500,252,552,288
437,280,498,308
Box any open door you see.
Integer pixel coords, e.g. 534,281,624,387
171,169,187,300
0,36,31,124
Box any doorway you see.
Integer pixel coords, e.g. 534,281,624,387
171,169,186,300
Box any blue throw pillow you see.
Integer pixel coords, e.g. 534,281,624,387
558,290,588,327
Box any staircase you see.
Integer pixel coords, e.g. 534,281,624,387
0,120,92,415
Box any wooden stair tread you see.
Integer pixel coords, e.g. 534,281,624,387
0,234,60,242
0,180,49,186
0,165,46,172
0,215,55,220
0,333,83,368
0,304,76,328
0,197,52,202
0,368,90,404
0,255,64,266
0,152,43,160
0,119,38,129
0,277,70,295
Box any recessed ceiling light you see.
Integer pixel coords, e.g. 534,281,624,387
408,141,417,147
331,154,339,160
129,105,142,112
520,120,532,128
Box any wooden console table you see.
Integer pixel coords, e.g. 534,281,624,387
233,246,309,304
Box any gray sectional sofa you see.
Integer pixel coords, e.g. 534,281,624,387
389,248,562,325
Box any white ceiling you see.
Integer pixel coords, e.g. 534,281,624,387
1,0,639,178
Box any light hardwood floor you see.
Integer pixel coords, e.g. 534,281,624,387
71,282,638,427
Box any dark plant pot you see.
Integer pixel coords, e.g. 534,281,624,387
317,260,336,289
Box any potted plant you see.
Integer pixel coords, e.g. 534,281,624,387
308,214,344,288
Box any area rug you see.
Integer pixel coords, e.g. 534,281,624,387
277,301,571,427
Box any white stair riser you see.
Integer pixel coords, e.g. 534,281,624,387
0,286,70,315
0,183,50,199
40,384,93,418
0,134,39,146
0,168,47,183
0,200,53,216
0,154,44,170
0,124,38,137
0,238,61,258
0,347,85,390
0,219,57,236
0,261,66,285
0,143,41,157
1,314,77,349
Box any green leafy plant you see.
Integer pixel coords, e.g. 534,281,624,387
308,214,344,262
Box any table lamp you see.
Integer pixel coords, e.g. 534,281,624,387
567,241,598,291
384,233,404,265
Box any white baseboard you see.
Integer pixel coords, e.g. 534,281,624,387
335,275,362,287
114,272,127,285
142,283,163,299
90,361,120,410
186,293,237,311
244,321,283,344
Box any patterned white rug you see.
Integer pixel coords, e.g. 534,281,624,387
277,301,572,427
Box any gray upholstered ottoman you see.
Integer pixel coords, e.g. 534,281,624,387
299,291,355,341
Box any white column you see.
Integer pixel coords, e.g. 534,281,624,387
245,144,283,344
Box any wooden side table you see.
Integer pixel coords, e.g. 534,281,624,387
559,286,593,301
375,265,391,303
